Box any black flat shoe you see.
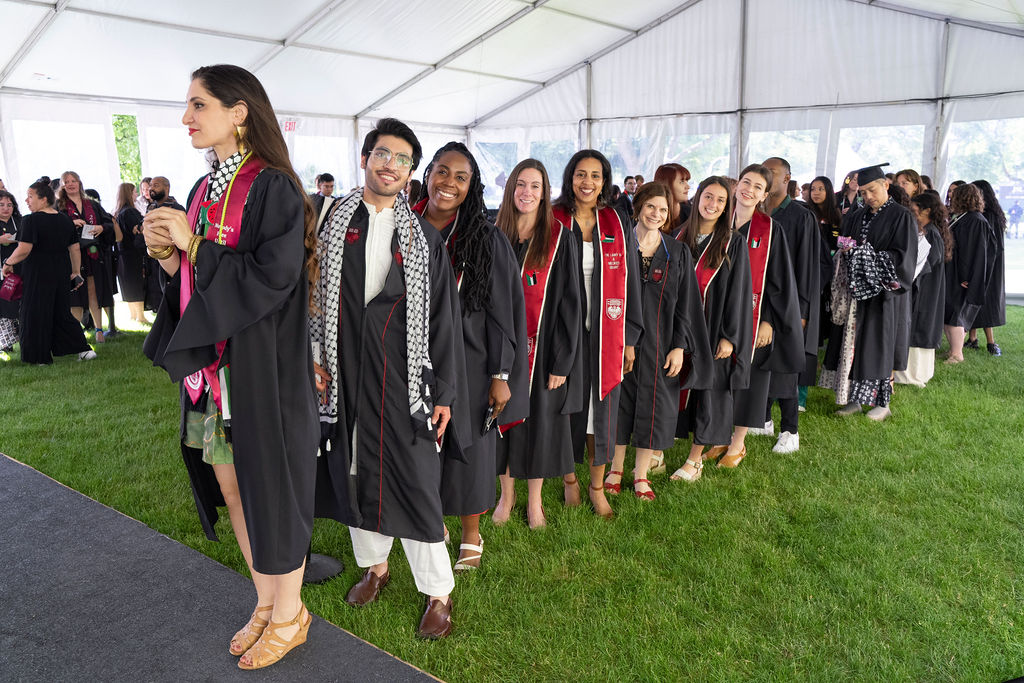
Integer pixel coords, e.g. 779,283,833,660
987,343,1001,356
965,339,980,350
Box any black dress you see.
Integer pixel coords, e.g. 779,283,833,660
115,206,146,302
17,212,90,364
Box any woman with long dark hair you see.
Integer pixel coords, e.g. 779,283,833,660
142,64,319,670
2,181,93,363
59,170,115,342
943,184,990,364
671,176,752,482
653,163,692,229
552,150,642,519
836,170,861,215
894,191,949,385
606,181,710,499
412,142,528,570
967,179,1006,355
494,159,581,529
114,182,147,323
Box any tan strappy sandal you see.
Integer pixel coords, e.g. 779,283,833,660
229,604,272,656
237,603,312,670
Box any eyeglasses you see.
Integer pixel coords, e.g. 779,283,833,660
371,147,414,170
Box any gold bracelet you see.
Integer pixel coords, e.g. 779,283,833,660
147,245,175,260
188,235,203,265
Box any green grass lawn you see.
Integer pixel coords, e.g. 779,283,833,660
3,310,1023,681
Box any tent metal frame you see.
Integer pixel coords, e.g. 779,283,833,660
0,0,1022,126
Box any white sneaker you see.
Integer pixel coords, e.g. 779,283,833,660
836,402,861,416
772,431,800,453
866,405,891,421
797,405,807,413
748,420,774,436
78,349,97,361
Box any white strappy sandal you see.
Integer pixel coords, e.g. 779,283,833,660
453,535,483,573
670,457,703,483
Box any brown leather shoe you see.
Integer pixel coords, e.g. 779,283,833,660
416,597,453,639
345,568,390,607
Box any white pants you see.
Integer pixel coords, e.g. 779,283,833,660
893,347,935,388
348,527,454,597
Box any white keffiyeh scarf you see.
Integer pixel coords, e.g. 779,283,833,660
309,189,434,436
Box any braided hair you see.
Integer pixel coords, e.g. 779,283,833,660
422,141,493,312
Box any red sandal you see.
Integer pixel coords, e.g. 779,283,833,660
633,479,655,501
603,470,624,495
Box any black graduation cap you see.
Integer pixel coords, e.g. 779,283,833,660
855,163,889,186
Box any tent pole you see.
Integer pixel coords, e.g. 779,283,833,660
736,0,748,176
585,62,593,149
352,116,361,189
932,19,952,191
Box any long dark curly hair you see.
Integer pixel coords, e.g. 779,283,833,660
422,141,493,312
910,191,953,263
972,179,1007,233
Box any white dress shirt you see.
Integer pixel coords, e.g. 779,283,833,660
363,201,397,304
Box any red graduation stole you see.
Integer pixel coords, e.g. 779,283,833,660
679,231,726,410
553,205,628,400
66,199,101,260
180,153,265,410
498,223,564,435
745,210,773,358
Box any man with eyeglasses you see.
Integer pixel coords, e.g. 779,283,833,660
310,118,469,639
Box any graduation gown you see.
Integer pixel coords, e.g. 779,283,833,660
438,224,529,516
733,216,804,427
676,232,753,442
973,209,1005,328
0,216,21,320
313,204,470,544
115,206,146,302
770,197,822,387
66,198,116,309
822,202,917,381
617,234,711,451
944,211,989,329
564,209,644,467
144,170,319,575
498,226,584,479
909,224,945,349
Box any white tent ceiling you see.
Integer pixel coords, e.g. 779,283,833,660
1,0,1022,127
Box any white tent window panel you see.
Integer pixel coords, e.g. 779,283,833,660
472,141,519,209
665,134,731,186
140,126,210,200
945,24,1024,97
834,124,925,183
528,139,577,192
945,117,1024,195
291,135,351,193
747,130,820,187
12,119,114,199
590,0,742,118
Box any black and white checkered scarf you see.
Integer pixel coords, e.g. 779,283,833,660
207,151,244,203
309,188,434,436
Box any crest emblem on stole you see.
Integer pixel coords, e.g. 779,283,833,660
605,298,624,320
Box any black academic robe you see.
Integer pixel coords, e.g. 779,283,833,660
66,198,116,309
973,209,1005,328
675,231,752,442
115,206,146,302
733,217,804,427
617,234,712,451
944,211,989,329
314,205,470,544
144,170,319,575
823,202,917,380
439,224,529,516
498,227,583,480
568,214,644,468
770,197,822,387
909,224,945,349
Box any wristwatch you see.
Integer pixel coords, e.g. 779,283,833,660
491,371,510,382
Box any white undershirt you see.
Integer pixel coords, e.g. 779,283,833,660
582,242,594,332
914,231,929,280
363,201,397,304
317,194,334,229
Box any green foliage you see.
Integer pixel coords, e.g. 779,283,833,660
112,114,142,186
2,311,1024,681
